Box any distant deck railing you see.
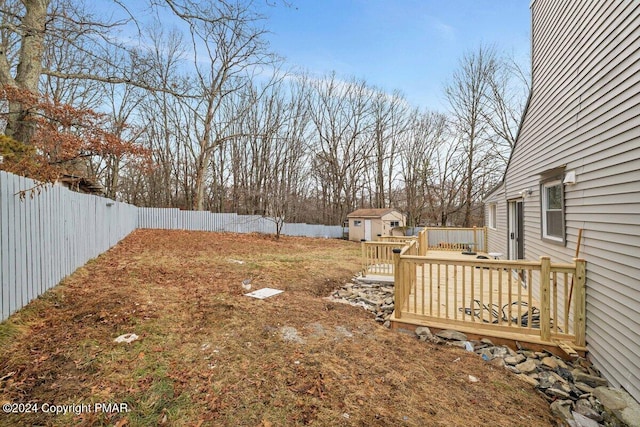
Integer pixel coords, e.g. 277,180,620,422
378,235,418,243
361,241,409,276
421,226,487,253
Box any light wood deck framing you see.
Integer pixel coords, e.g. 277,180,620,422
360,231,586,351
402,251,546,331
393,250,585,350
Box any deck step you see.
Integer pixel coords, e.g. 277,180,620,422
555,341,580,358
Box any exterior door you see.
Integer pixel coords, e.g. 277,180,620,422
364,220,372,241
508,200,524,260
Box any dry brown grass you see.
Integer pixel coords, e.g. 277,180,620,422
0,230,556,426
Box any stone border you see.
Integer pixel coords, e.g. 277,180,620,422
329,276,640,427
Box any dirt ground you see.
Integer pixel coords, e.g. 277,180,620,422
0,230,557,426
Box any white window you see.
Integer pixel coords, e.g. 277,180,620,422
542,180,564,242
353,220,362,226
488,204,497,229
390,221,400,227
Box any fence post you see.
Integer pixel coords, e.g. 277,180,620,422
573,258,587,347
393,248,403,318
540,256,551,341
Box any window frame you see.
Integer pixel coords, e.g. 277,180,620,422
540,178,565,245
488,203,497,229
353,220,362,226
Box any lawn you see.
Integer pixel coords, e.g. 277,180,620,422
0,230,555,426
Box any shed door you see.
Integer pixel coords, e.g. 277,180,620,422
364,220,372,241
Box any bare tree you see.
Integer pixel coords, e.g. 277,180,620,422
445,44,498,226
1,0,50,143
483,53,530,166
173,0,278,210
370,89,411,208
398,109,446,226
308,73,374,224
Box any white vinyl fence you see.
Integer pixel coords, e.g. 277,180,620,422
0,171,138,322
137,208,345,238
1,172,346,322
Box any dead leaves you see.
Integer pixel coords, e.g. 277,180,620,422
0,231,556,426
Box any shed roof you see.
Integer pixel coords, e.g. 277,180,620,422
347,208,402,218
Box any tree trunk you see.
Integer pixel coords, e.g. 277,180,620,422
2,0,50,144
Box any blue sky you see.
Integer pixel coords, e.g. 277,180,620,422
258,0,532,111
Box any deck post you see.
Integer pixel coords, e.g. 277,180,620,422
483,226,488,253
393,248,402,318
361,241,367,277
574,258,587,347
473,226,478,251
540,256,551,341
419,228,428,256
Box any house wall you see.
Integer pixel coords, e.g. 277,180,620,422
484,184,508,258
488,0,640,401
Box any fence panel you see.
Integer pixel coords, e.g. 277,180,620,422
137,209,344,238
0,171,138,322
2,171,345,322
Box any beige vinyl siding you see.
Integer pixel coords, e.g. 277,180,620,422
501,0,640,401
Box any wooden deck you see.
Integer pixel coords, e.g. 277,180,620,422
361,231,587,355
405,251,542,326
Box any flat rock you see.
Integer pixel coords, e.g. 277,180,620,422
594,386,640,427
415,326,432,337
571,411,602,427
436,329,467,341
515,359,538,374
550,400,573,424
492,346,509,358
573,372,608,388
280,326,305,344
480,338,494,346
574,400,603,422
504,354,526,365
546,387,571,399
505,365,520,374
448,341,468,349
542,356,558,369
490,357,506,369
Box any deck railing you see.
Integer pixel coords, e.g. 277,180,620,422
361,241,409,276
361,227,586,348
392,252,586,347
378,235,418,243
420,226,488,253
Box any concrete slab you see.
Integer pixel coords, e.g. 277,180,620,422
356,274,394,284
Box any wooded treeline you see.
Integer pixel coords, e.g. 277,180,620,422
0,0,529,227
